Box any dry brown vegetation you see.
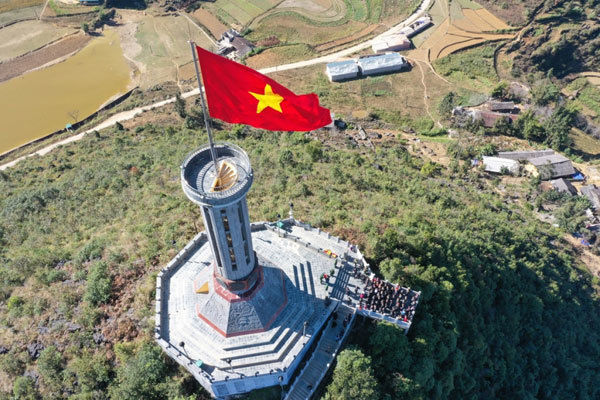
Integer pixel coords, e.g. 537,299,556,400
192,8,228,39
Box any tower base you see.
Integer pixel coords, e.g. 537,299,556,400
194,261,287,337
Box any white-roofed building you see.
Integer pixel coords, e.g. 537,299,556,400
357,53,409,76
482,156,520,175
325,60,359,82
371,34,411,53
398,16,433,38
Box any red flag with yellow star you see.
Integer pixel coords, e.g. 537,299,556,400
196,46,332,131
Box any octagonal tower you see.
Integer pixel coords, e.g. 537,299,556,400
181,143,256,283
181,143,287,337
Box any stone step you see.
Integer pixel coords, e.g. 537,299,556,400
169,302,308,369
221,279,320,352
288,384,310,400
220,303,322,369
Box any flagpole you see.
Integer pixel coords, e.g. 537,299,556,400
189,41,219,173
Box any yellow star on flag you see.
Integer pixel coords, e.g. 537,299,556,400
249,84,284,114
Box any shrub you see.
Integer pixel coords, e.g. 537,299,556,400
306,141,324,162
420,127,447,137
7,295,24,314
421,161,441,177
76,239,104,265
84,262,112,306
174,93,186,118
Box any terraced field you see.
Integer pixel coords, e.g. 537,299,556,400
203,0,281,27
409,0,514,62
0,20,75,62
0,3,42,24
132,14,216,88
0,0,43,13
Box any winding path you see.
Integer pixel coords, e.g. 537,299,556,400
0,0,433,171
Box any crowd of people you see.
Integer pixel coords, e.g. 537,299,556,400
350,266,420,324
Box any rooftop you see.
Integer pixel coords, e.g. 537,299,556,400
485,101,516,111
497,149,555,161
581,185,600,209
326,60,359,76
528,154,575,179
357,53,408,72
482,156,519,174
551,178,577,195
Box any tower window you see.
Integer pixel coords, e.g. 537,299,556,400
222,217,229,231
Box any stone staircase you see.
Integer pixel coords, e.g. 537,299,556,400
284,304,355,400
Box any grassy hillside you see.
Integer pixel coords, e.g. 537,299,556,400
1,101,600,398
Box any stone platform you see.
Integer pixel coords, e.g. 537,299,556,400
156,219,362,398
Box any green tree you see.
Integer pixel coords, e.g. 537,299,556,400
369,323,412,378
490,81,509,100
531,81,560,105
515,111,546,141
65,351,112,396
326,348,379,400
38,346,64,394
81,22,89,35
278,149,294,167
84,261,112,306
544,106,577,150
12,376,38,400
555,196,591,233
109,343,169,400
489,115,514,136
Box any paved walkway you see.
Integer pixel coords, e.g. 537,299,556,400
284,304,355,400
0,0,433,171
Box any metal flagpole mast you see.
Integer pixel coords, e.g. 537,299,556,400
189,41,219,172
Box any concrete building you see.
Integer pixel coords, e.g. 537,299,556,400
217,29,254,59
497,149,555,161
482,156,520,175
325,60,359,82
357,53,409,77
157,142,420,398
371,34,411,53
484,101,517,113
398,16,433,38
525,154,576,180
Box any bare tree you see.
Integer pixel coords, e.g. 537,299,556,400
67,110,79,124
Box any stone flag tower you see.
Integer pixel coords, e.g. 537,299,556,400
180,142,286,337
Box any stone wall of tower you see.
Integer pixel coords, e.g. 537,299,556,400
200,196,255,281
